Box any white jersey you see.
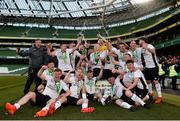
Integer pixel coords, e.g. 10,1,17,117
69,50,81,70
115,49,132,62
130,48,142,66
90,52,102,69
100,49,115,70
69,76,84,98
42,76,69,99
113,76,124,98
141,44,158,68
84,76,98,94
55,49,73,71
123,69,148,90
42,69,54,78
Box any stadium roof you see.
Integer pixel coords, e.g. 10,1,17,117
0,0,133,18
0,0,177,27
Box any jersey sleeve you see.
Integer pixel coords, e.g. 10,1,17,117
113,48,119,55
75,50,81,57
134,70,142,78
67,49,73,54
55,49,60,56
115,76,121,85
100,51,107,59
42,69,47,75
122,73,128,82
61,81,69,91
148,44,155,50
45,75,53,82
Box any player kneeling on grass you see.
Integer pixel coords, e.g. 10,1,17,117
121,60,149,103
60,68,95,113
5,66,70,117
84,66,103,101
107,75,149,111
114,60,149,111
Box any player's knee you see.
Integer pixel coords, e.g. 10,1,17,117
27,91,35,98
60,96,67,102
115,99,121,104
125,90,132,97
97,92,102,97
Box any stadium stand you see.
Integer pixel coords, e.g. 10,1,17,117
0,7,178,39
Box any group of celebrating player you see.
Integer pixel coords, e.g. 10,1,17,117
5,35,163,117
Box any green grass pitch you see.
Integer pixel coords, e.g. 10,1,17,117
0,76,180,120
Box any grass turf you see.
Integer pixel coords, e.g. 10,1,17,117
0,76,180,120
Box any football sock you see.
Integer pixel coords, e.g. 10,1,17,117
100,98,105,105
131,94,145,106
82,103,88,109
14,103,20,110
55,101,62,110
120,102,131,109
82,93,87,99
148,83,153,94
155,83,162,97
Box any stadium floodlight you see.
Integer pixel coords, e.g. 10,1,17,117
131,0,153,4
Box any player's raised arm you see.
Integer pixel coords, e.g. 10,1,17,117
37,65,48,80
47,43,56,57
142,43,155,54
63,70,73,83
71,36,82,52
97,66,104,80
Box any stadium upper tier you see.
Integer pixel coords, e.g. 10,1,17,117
0,0,175,26
0,7,179,40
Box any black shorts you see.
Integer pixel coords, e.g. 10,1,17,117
87,93,94,101
30,92,51,107
144,67,159,81
134,88,148,99
120,91,134,105
67,96,79,105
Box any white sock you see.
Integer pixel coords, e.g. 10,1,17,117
155,83,162,97
82,103,88,109
146,95,149,100
82,93,87,99
100,98,105,105
14,103,20,110
55,101,62,110
120,102,132,109
131,94,145,106
148,83,153,94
